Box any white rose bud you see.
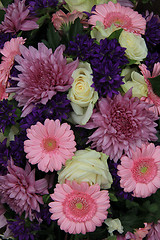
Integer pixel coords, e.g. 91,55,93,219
58,148,113,189
105,218,124,235
65,0,97,12
68,62,98,125
119,30,148,63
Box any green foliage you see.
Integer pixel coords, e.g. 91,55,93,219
148,75,160,97
1,0,13,8
0,9,5,23
108,29,123,41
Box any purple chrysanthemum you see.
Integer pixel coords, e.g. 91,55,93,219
145,13,160,48
7,43,78,117
0,160,48,220
8,216,40,240
0,139,10,176
26,0,58,15
83,90,158,162
0,0,39,33
0,99,17,133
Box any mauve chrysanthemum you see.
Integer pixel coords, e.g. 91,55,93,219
0,160,48,220
140,62,160,116
84,90,158,162
24,119,76,172
88,1,146,35
49,181,110,234
7,43,78,117
147,220,160,240
117,143,160,198
0,0,39,33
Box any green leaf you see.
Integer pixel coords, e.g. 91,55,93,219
1,0,13,8
107,236,117,240
43,194,51,204
148,75,160,97
68,18,84,41
3,125,11,137
108,28,123,41
126,58,137,66
46,23,61,51
0,10,5,23
109,192,118,202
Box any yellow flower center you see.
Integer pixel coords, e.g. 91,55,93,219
75,202,83,209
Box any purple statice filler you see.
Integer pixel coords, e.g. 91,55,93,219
0,99,17,133
8,216,40,240
0,139,10,175
0,33,16,49
26,0,58,15
145,13,160,48
67,35,128,97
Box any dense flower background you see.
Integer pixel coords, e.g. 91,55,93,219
0,0,160,239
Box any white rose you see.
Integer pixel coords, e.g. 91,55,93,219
65,0,97,12
68,62,98,125
105,218,124,235
91,22,119,42
119,30,148,63
58,148,113,189
121,67,148,98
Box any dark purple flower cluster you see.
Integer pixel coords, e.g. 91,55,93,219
0,138,10,175
67,34,128,97
8,216,40,240
90,38,128,97
20,93,71,131
26,0,58,15
145,14,160,48
36,206,52,225
108,159,134,201
0,33,16,49
144,51,160,73
66,34,99,62
0,99,17,133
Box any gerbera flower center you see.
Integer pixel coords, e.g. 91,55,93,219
63,192,97,222
43,137,57,152
132,158,157,183
103,13,132,30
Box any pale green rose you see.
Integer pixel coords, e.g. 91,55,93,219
58,148,113,189
121,67,148,98
65,0,97,12
91,22,119,41
104,218,124,235
119,30,148,63
67,62,98,125
65,0,117,12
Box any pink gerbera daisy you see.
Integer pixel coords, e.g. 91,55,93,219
24,119,76,172
0,160,48,220
49,181,110,234
140,63,160,116
7,43,78,117
88,1,146,35
0,0,38,33
117,143,160,198
84,89,158,162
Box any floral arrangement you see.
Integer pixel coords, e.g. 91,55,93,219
0,0,160,239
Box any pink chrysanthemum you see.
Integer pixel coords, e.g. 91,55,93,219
0,0,38,33
49,181,110,234
117,143,160,198
147,220,160,240
24,119,76,172
7,43,78,117
88,1,146,35
0,160,48,220
140,63,160,116
84,90,158,162
0,37,25,100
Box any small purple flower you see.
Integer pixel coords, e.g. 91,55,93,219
0,139,10,175
26,0,58,15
